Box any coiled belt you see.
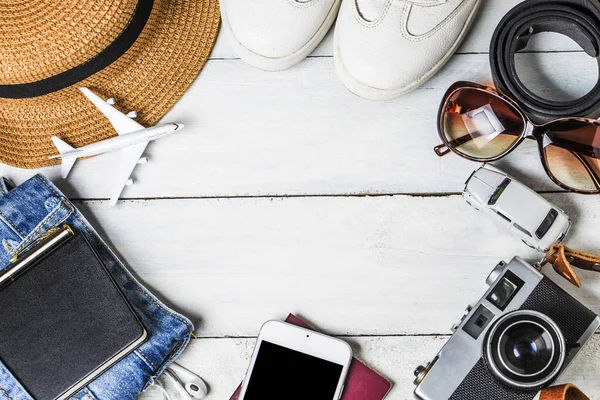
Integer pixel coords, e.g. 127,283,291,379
490,0,600,124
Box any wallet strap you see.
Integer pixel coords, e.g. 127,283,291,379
541,384,589,400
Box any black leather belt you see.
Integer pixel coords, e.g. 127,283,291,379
490,0,600,124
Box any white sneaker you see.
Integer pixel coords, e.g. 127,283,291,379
221,0,342,71
334,0,482,100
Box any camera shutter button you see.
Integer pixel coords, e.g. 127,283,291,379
414,365,426,377
413,361,435,386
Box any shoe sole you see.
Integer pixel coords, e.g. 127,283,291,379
221,0,342,72
334,0,482,100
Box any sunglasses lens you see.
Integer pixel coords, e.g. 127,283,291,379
543,120,600,193
441,88,525,159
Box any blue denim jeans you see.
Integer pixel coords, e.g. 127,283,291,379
0,175,193,399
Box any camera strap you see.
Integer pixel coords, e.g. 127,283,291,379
490,0,600,124
541,384,589,400
538,244,600,287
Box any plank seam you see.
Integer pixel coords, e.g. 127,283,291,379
190,331,600,339
207,50,587,61
70,190,571,202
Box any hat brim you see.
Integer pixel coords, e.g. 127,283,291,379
0,0,220,169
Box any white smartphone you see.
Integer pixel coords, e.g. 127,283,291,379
239,320,353,400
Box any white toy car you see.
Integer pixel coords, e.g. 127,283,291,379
463,164,571,252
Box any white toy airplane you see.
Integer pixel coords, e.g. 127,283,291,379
49,87,184,205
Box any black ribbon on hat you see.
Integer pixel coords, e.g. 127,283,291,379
490,0,600,124
0,0,153,99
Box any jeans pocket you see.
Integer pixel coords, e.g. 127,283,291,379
84,351,155,400
70,387,97,400
0,197,73,268
0,361,33,400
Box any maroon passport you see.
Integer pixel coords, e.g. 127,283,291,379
230,314,392,400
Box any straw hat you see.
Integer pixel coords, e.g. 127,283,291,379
0,0,220,168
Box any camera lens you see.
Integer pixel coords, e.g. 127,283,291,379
484,310,565,390
501,323,553,375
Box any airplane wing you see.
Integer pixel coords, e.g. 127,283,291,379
80,87,144,135
108,142,149,205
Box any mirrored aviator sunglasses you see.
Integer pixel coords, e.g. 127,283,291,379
434,81,600,194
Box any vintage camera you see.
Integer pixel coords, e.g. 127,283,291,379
413,257,599,400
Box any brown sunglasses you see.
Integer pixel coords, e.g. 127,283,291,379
434,81,600,194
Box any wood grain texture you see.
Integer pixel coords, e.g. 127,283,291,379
139,335,600,400
75,193,600,337
1,0,597,198
0,0,598,397
1,50,597,199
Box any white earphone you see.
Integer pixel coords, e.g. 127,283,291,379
155,362,209,400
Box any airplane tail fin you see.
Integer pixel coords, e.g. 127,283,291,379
50,136,78,178
51,136,75,154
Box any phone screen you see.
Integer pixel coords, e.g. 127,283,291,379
243,341,344,400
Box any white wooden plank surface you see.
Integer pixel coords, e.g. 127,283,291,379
2,0,599,398
1,0,598,198
1,50,597,199
139,336,600,400
77,193,600,337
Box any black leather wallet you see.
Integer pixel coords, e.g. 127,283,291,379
0,226,147,400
